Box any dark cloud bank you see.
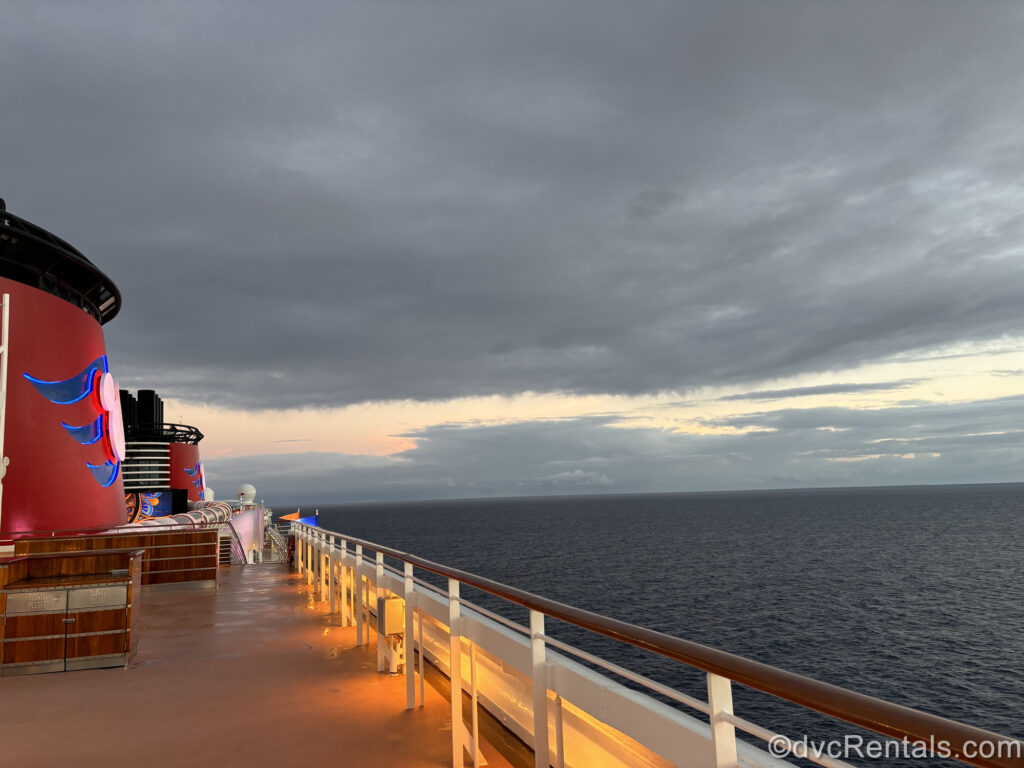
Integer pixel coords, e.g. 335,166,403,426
6,2,1024,498
4,2,1024,410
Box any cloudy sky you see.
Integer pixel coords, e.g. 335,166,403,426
5,1,1024,504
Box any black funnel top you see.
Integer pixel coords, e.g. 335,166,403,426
0,202,121,324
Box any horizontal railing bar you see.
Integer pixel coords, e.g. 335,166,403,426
540,632,710,715
291,522,1023,768
456,597,531,637
378,564,499,618
410,573,452,598
723,712,857,768
334,541,569,637
723,714,798,752
6,517,239,537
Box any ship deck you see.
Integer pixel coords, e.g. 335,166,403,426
0,563,514,767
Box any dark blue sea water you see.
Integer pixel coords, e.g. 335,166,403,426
292,484,1024,762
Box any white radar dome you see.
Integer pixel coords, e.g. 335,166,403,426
203,487,215,502
237,483,257,504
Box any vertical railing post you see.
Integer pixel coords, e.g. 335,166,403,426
309,530,315,591
306,530,314,586
313,531,320,596
328,537,336,615
315,531,322,595
322,534,329,598
449,578,464,768
297,528,305,575
376,551,385,671
707,673,738,768
321,536,329,598
531,610,549,768
404,561,416,710
303,529,310,579
417,600,425,707
470,642,480,768
362,565,370,646
341,540,350,627
354,544,363,646
316,531,322,597
554,695,565,768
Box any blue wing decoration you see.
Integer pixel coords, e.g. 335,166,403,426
24,356,108,404
184,460,204,490
62,415,104,445
87,460,120,488
24,355,121,489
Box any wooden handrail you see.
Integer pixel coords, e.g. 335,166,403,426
297,522,1023,768
2,505,238,538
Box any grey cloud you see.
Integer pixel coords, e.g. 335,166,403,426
717,379,924,401
704,394,1024,433
626,189,679,223
4,3,1024,408
208,394,1024,504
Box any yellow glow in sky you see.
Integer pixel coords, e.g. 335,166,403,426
167,338,1024,462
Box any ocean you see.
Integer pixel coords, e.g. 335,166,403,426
293,483,1024,761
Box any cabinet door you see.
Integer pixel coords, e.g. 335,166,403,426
65,586,128,671
2,590,68,675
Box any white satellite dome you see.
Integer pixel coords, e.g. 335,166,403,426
237,483,257,504
203,486,215,502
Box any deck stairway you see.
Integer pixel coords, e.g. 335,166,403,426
263,525,288,563
218,537,232,565
218,524,246,566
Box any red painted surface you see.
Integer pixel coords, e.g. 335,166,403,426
0,277,127,538
168,442,203,502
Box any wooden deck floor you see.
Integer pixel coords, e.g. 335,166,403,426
0,563,512,767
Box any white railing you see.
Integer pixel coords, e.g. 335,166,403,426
289,522,1022,768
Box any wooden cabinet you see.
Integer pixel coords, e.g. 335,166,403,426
17,530,219,588
0,550,143,676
